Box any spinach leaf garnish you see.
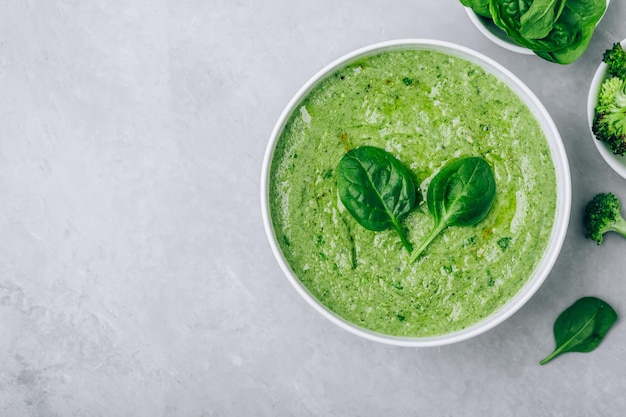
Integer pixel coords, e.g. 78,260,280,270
337,146,417,252
540,297,617,365
409,157,496,263
337,151,496,259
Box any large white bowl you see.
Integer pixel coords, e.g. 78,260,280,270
261,39,571,347
587,38,626,179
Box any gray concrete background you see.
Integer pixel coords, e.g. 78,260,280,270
1,0,625,415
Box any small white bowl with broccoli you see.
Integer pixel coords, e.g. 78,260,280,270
587,39,626,179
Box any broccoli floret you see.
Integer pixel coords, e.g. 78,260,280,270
583,193,626,245
602,43,626,79
592,77,626,155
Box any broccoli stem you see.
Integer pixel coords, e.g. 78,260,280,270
607,215,626,239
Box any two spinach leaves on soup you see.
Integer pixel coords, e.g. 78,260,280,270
336,146,496,262
335,147,618,364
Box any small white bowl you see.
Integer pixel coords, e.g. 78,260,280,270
587,39,626,179
261,39,571,347
464,8,533,55
465,0,610,55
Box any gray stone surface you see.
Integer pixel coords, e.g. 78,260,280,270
1,0,625,415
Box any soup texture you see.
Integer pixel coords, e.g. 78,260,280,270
269,48,556,337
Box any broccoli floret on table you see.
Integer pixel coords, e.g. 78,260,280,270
583,193,626,245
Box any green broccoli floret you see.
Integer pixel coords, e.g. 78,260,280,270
583,193,626,245
602,43,626,79
592,77,626,155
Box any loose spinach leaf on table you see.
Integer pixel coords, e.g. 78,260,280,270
337,146,417,253
540,297,617,365
408,157,495,263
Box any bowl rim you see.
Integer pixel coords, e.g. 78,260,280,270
261,39,572,347
464,7,533,55
586,38,626,179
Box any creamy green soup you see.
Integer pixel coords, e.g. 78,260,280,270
269,49,556,337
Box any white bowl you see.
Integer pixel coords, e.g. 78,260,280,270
261,39,572,347
464,8,533,55
587,39,626,179
465,0,610,55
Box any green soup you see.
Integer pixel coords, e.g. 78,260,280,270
269,48,556,337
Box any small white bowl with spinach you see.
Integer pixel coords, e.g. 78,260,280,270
462,0,610,64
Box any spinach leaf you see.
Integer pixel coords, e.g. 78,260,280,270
490,0,576,52
566,0,607,26
488,0,606,64
489,0,532,44
536,0,606,64
408,157,495,262
460,0,491,18
337,146,416,253
534,24,587,63
540,297,617,365
519,0,565,39
543,8,582,46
